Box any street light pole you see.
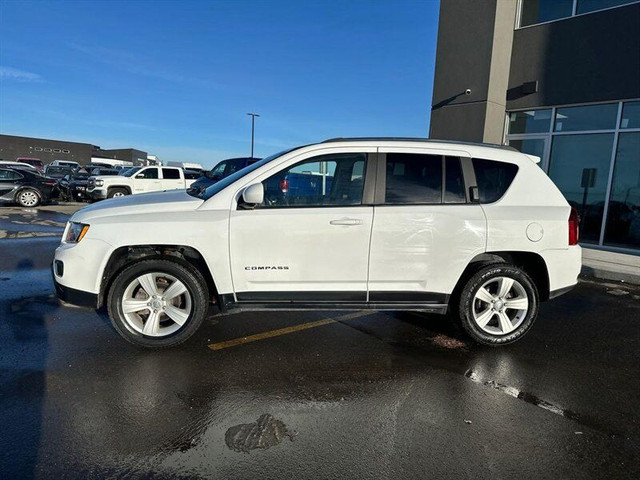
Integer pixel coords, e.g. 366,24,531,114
247,113,260,158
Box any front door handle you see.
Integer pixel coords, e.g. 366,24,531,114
330,218,363,226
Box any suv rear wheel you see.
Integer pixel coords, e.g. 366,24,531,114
458,264,539,346
107,259,209,348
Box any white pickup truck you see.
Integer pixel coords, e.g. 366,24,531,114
87,166,199,200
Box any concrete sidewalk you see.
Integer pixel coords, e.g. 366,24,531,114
582,247,640,285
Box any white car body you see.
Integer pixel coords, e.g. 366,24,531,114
90,157,134,167
86,166,197,200
166,161,204,172
49,160,80,169
53,139,581,346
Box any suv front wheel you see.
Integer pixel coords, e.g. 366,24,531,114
458,264,539,346
107,259,209,348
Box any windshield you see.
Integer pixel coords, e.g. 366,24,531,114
192,148,299,200
122,167,141,177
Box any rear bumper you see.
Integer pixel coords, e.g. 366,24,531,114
52,266,99,308
548,284,576,300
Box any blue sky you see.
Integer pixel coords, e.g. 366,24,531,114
0,0,439,167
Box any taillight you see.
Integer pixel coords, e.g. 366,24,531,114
279,178,289,193
569,207,580,246
43,181,58,186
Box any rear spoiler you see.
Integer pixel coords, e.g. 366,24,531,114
523,154,541,164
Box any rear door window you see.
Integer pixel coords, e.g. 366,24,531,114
162,168,181,179
384,153,442,204
472,158,519,204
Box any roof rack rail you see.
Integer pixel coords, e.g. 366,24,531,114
321,137,518,152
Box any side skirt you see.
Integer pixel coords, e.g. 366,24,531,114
218,294,449,315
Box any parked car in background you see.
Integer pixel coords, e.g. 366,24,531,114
53,138,581,348
187,157,261,194
49,160,81,169
166,161,204,173
87,166,198,200
0,160,39,172
89,157,134,169
44,165,73,179
0,167,59,207
59,171,92,201
17,157,44,171
90,167,120,176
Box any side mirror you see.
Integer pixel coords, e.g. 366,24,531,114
240,183,264,209
135,174,144,179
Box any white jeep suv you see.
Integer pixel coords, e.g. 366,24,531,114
53,138,581,348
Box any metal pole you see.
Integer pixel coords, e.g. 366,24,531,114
247,113,260,157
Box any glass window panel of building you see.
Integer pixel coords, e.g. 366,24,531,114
548,134,615,243
577,0,638,14
554,103,619,132
520,0,574,27
508,138,546,159
508,109,552,134
604,132,640,249
621,101,640,129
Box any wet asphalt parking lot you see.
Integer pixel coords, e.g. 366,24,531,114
1,204,639,479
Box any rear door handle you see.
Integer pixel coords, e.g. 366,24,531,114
330,218,363,226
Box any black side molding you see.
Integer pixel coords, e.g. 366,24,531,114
52,269,99,309
548,284,576,300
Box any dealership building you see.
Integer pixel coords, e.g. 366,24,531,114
0,134,149,166
430,0,640,271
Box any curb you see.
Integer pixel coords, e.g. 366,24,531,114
580,266,640,286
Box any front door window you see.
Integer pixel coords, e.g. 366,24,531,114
262,153,366,208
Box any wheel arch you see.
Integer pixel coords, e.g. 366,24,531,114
107,185,132,195
99,244,219,308
450,251,550,309
14,186,42,202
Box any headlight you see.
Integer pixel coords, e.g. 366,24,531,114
63,222,90,243
95,179,104,186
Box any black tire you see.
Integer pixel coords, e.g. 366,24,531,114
457,264,539,346
107,187,129,198
16,188,42,207
107,259,209,348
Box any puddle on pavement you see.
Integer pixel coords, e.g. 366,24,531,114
225,414,295,453
606,289,629,296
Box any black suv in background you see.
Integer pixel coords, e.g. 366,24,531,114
187,157,260,194
59,171,92,201
0,167,60,207
44,165,73,180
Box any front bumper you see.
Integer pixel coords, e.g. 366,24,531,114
71,187,90,200
52,266,99,308
87,188,107,200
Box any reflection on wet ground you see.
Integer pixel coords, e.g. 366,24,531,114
0,204,83,238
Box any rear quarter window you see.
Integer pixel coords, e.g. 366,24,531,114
472,158,519,204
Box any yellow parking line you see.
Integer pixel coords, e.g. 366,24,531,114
208,311,370,351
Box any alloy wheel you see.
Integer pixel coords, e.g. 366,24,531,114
121,272,192,337
472,276,529,335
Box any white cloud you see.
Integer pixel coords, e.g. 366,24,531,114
0,66,43,82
